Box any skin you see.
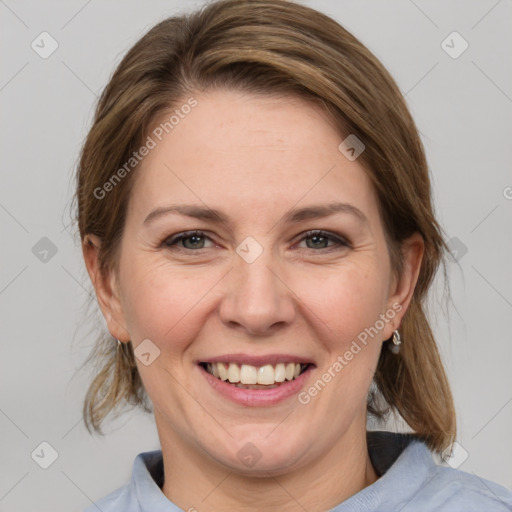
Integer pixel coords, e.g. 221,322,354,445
84,89,423,511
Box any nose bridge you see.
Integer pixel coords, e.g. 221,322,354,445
219,243,295,334
238,250,278,295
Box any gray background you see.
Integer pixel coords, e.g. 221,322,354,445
1,0,511,510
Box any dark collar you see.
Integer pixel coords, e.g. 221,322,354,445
367,430,418,476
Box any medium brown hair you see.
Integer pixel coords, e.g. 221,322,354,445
76,0,455,452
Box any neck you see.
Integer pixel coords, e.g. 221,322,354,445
158,422,378,512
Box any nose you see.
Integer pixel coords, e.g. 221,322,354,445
218,250,296,336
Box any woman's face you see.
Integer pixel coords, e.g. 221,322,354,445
94,90,420,475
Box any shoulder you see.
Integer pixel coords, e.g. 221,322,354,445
367,433,512,511
418,463,512,510
82,450,165,512
83,484,135,512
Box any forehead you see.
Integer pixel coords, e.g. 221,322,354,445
128,90,379,225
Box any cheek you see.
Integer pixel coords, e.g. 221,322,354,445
301,269,387,406
302,262,390,346
298,262,389,397
119,257,221,349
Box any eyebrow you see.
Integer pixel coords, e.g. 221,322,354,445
143,202,368,227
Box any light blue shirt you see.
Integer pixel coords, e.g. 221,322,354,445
84,431,512,511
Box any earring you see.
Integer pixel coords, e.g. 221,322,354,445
389,329,401,354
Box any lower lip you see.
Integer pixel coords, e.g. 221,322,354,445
199,365,314,406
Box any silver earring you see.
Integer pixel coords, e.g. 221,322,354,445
389,330,401,354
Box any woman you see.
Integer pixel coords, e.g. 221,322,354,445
77,0,512,510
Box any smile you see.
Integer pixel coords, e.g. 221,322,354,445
197,354,315,405
201,362,310,388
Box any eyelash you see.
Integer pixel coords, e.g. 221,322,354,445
161,229,351,253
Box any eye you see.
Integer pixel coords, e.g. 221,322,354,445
162,230,214,250
296,230,350,251
161,229,350,253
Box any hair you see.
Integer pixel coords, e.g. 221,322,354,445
75,0,456,452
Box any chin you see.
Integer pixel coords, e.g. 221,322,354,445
207,429,311,476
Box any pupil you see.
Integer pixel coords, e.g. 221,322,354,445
185,234,204,249
308,235,327,249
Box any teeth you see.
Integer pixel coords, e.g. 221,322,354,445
205,362,308,385
228,363,240,383
218,363,228,381
274,363,286,382
240,364,258,384
257,364,275,385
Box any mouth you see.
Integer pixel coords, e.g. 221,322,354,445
199,361,311,389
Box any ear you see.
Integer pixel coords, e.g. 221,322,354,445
382,232,424,340
82,234,130,342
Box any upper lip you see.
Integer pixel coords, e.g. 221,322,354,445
197,353,315,367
